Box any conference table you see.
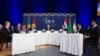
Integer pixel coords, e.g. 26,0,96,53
12,31,83,56
12,33,35,55
60,34,83,56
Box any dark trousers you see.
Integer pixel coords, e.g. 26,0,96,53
83,42,99,56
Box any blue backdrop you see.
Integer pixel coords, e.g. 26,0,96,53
23,13,75,30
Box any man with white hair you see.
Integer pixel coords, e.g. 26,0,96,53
2,21,12,48
14,23,21,33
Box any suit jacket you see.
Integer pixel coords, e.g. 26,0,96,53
97,25,100,36
14,27,21,33
78,28,85,34
0,29,4,42
2,27,12,42
0,29,2,33
85,25,99,46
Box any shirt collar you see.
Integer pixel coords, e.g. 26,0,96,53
93,24,97,28
79,26,81,30
6,26,9,29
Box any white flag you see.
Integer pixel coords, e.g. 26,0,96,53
64,17,67,29
73,19,77,32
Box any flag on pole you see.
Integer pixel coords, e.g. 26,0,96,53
64,17,67,29
27,17,31,29
32,17,36,29
67,18,73,33
73,19,77,33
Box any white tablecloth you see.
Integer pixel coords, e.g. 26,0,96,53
33,31,66,46
12,33,35,55
60,34,83,56
12,31,83,56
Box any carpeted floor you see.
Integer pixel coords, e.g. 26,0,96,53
0,44,100,56
13,45,75,56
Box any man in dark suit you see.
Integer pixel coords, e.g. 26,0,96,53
77,24,85,34
10,26,14,33
14,23,21,33
84,19,99,56
27,24,37,33
2,21,12,44
87,20,98,46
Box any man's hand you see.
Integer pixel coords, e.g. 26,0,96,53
10,35,12,36
83,35,90,39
